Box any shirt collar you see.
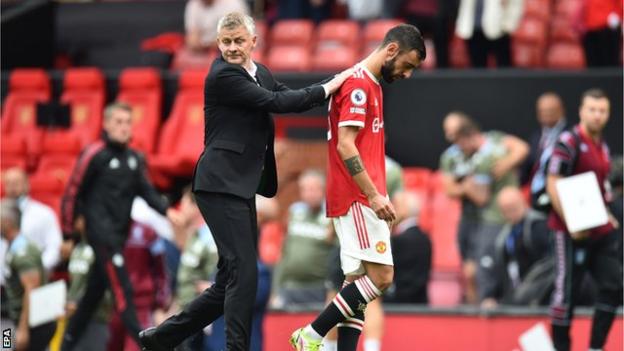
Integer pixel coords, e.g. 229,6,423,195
357,63,380,85
395,217,418,234
244,61,258,81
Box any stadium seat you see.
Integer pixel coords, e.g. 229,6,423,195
363,20,403,52
311,46,357,72
513,18,548,48
421,38,437,70
428,271,463,306
117,67,162,154
171,48,218,71
255,20,268,53
58,67,106,148
32,155,77,191
429,172,462,272
1,134,28,172
402,167,434,231
512,42,545,68
267,46,312,72
449,36,470,68
555,0,582,19
523,0,551,22
270,19,314,47
546,43,586,69
1,68,51,160
316,20,360,51
149,70,207,188
550,17,581,44
41,131,83,156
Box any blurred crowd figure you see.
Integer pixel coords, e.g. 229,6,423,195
440,111,529,303
184,0,249,52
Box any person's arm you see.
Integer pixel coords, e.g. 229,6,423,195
461,175,491,207
60,144,102,239
40,209,62,271
136,154,169,216
492,134,530,180
441,173,465,198
337,126,396,222
16,270,41,351
215,66,352,113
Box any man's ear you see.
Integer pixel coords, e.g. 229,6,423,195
385,42,400,60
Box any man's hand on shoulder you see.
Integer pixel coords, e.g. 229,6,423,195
323,67,355,97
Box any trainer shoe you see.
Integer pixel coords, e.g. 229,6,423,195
289,327,323,351
138,327,172,351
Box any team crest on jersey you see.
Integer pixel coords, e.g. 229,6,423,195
109,158,120,169
375,241,387,254
350,89,367,106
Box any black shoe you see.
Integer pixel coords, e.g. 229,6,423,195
139,327,172,351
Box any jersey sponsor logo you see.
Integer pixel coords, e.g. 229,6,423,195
375,241,387,254
372,117,383,133
109,158,120,169
350,89,367,106
349,107,366,115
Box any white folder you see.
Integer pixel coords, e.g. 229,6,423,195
555,171,609,233
29,280,67,327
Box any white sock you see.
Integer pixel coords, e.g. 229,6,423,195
304,324,323,341
322,339,337,351
364,338,381,351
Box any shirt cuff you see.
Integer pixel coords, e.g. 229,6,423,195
321,84,330,98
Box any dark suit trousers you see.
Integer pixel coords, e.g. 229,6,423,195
154,191,259,351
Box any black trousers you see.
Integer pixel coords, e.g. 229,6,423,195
61,236,142,350
583,26,622,67
467,30,511,68
154,191,259,351
550,230,623,351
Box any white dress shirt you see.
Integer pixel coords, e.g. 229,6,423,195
18,196,62,271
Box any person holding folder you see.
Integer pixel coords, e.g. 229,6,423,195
1,199,56,351
546,88,622,351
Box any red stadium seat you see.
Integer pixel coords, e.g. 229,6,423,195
550,17,581,44
513,18,548,48
41,131,82,156
270,20,314,47
363,20,403,51
171,48,218,71
1,68,51,160
33,155,77,190
555,0,582,19
0,134,28,172
523,0,551,22
149,70,207,188
547,42,586,69
57,67,106,148
428,271,463,306
311,46,357,72
267,46,312,72
512,42,545,68
316,20,360,51
117,67,162,154
429,172,462,272
449,36,470,68
255,20,268,53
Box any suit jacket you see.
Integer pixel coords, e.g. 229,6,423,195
520,119,568,185
192,57,326,199
455,0,524,40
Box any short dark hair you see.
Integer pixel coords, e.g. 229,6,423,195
581,88,609,102
455,114,481,138
380,24,426,61
104,102,133,121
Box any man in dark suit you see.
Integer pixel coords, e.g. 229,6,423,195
139,12,352,351
384,191,432,304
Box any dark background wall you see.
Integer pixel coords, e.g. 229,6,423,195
278,69,623,168
2,69,620,169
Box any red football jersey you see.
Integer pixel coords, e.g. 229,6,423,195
326,65,386,217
